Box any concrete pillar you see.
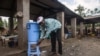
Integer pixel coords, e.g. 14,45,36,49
80,22,84,36
17,0,30,49
71,18,77,38
57,11,65,40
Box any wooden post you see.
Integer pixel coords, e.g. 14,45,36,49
80,22,84,36
71,18,77,38
17,0,30,49
9,17,14,34
57,11,65,41
92,23,95,34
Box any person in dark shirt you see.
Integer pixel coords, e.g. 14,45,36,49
64,23,69,39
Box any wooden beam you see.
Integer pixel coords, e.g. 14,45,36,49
0,7,11,11
30,2,56,13
0,9,11,16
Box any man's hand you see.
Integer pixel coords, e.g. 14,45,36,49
37,39,44,45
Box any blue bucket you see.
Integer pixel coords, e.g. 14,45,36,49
27,22,40,42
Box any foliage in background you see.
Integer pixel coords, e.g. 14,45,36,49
13,18,18,29
3,19,8,28
74,5,86,17
0,17,4,27
86,8,100,15
74,5,100,17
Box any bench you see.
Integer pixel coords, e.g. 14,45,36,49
0,35,18,47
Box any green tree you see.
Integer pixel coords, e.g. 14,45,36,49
3,19,8,28
97,10,100,13
0,17,4,27
90,11,94,14
13,18,18,28
82,13,86,17
94,8,98,13
86,9,91,14
74,5,86,17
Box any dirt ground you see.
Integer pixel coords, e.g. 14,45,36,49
1,36,100,56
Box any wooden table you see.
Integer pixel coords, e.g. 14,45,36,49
0,35,18,47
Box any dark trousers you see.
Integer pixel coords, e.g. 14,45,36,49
50,28,62,54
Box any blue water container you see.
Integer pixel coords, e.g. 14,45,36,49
27,22,40,42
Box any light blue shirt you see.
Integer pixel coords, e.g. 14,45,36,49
40,18,61,39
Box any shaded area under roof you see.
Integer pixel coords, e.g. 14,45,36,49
84,16,100,24
0,0,84,24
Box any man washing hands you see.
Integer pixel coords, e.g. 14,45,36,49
37,16,62,56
